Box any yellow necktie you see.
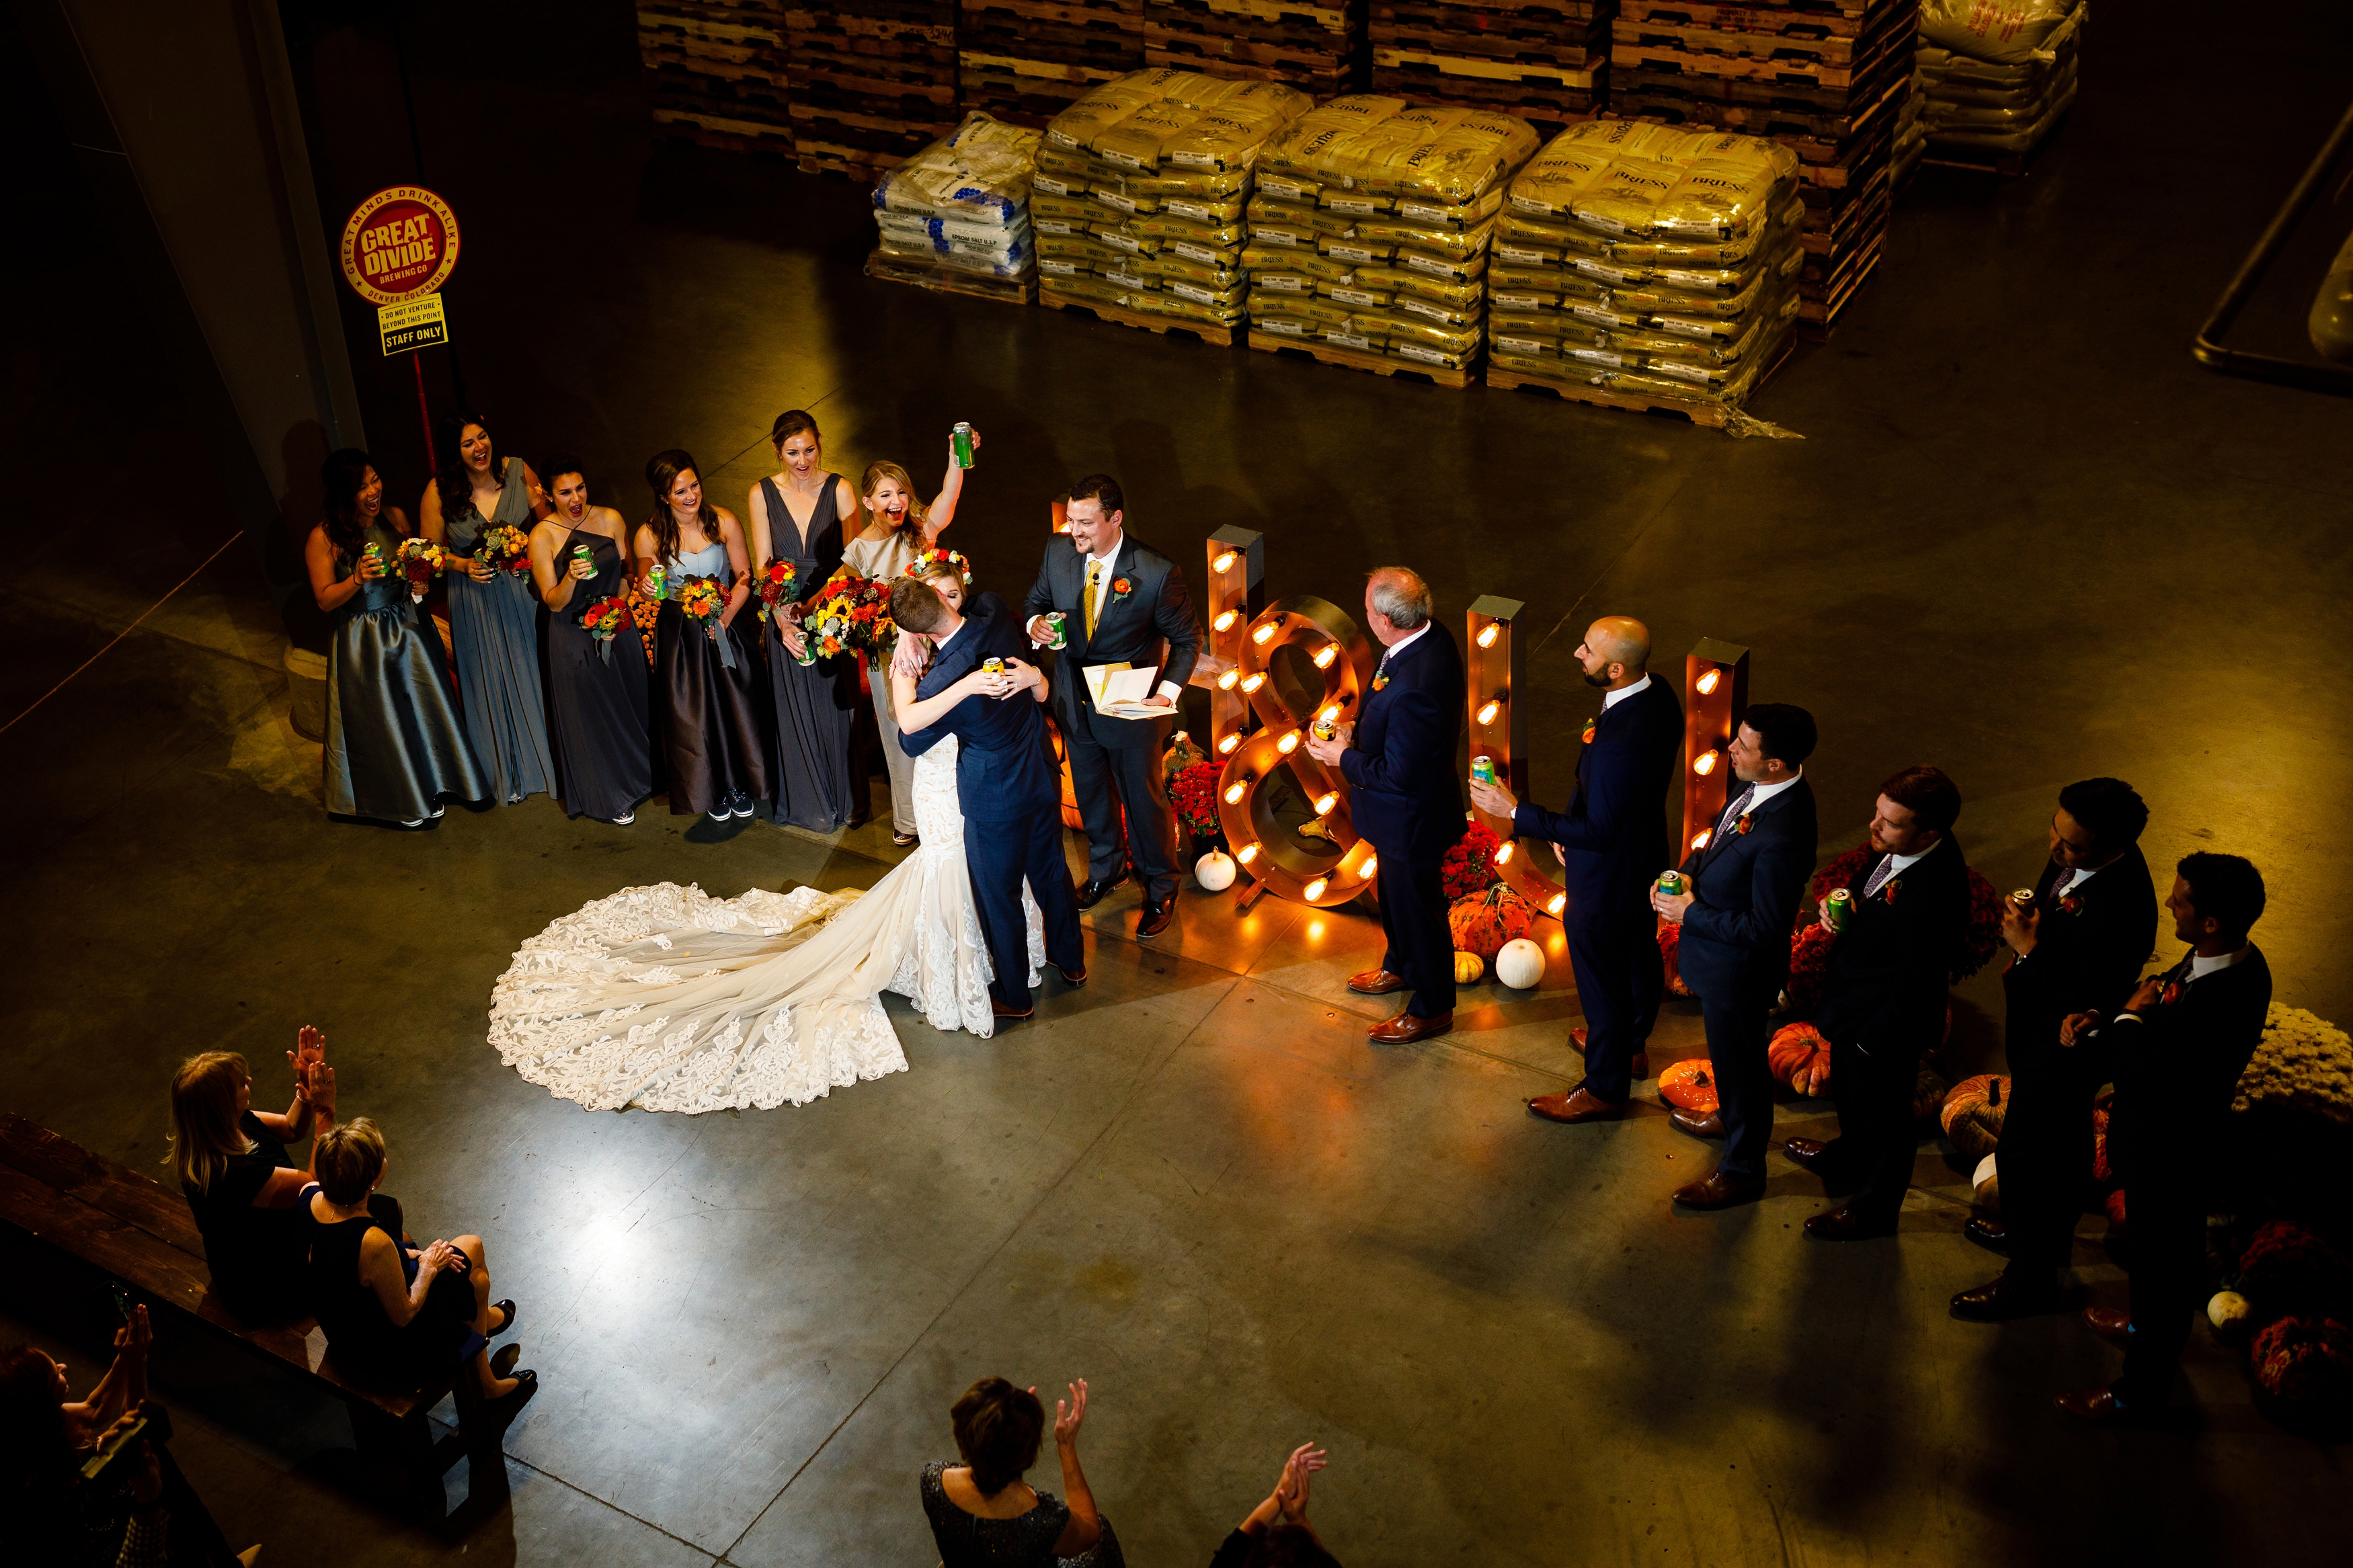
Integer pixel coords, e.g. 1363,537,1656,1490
1085,559,1102,639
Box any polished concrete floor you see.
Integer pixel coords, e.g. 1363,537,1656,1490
5,2,2352,1564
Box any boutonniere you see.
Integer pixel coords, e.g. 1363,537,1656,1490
1581,719,1597,745
1371,672,1389,692
1110,576,1133,602
1735,814,1753,835
1881,877,1903,905
2057,894,2085,916
2157,979,2185,1006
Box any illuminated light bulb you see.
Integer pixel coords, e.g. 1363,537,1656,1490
1236,842,1259,865
1696,668,1722,696
1224,782,1248,805
1240,672,1267,694
1548,893,1567,916
1311,645,1337,669
1692,751,1719,776
1277,731,1300,755
1252,622,1277,645
1360,855,1377,878
1691,829,1712,852
1313,792,1339,816
1217,669,1239,691
1213,610,1238,632
1493,841,1515,867
1476,700,1501,726
1303,877,1328,902
1476,622,1501,649
1216,733,1240,755
1213,550,1237,574
1318,704,1340,723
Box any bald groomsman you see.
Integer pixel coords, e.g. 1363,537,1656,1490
1470,617,1681,1121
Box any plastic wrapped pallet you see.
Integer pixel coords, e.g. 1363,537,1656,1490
867,114,1043,300
1035,69,1312,329
1917,0,2084,159
1486,122,1805,415
1246,97,1540,374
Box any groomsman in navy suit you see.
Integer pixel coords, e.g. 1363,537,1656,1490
1651,704,1819,1210
1468,617,1681,1122
1304,568,1465,1044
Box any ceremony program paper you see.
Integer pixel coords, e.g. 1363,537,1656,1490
1084,663,1164,719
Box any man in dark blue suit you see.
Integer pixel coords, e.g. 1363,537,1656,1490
1652,704,1819,1210
1303,568,1465,1044
1468,616,1681,1122
890,578,1086,1019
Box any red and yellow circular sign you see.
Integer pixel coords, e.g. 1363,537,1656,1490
339,185,460,306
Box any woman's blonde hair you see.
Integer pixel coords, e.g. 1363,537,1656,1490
859,460,926,530
913,556,963,587
313,1118,387,1206
169,1052,255,1194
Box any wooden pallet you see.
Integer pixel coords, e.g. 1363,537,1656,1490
1485,331,1792,427
1372,44,1601,88
1921,106,2072,179
653,107,798,151
1367,17,1610,67
1142,44,1358,91
1617,0,1895,38
1152,0,1359,35
1246,329,1474,387
866,249,1039,303
1369,68,1601,125
1039,290,1247,345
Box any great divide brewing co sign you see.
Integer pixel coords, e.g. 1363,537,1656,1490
338,185,460,355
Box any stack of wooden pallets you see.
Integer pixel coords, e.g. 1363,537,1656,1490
641,1,794,157
958,0,1147,129
1142,1,1367,96
781,1,962,179
1608,0,1913,332
1369,0,1611,136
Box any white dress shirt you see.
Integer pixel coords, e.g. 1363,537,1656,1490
1714,767,1802,839
2113,944,2250,1029
1602,672,1652,709
1379,622,1431,667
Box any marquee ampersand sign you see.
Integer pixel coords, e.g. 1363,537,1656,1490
1213,595,1380,908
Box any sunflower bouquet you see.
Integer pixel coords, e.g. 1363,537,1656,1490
754,559,799,623
795,569,895,667
392,538,446,603
579,593,633,663
477,523,534,579
676,576,725,639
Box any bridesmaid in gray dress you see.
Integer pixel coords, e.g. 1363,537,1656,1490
303,450,489,825
420,411,553,805
636,450,773,819
748,410,859,833
530,458,653,825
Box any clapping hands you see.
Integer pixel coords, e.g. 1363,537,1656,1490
1273,1442,1328,1525
289,1026,335,1114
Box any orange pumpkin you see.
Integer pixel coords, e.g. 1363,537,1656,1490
1767,1022,1833,1097
1448,884,1536,960
1913,1062,1949,1120
1658,1058,1720,1113
2105,1188,2128,1228
1942,1074,2011,1161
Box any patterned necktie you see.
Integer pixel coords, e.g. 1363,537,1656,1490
1085,559,1103,639
1862,854,1900,899
1714,784,1756,841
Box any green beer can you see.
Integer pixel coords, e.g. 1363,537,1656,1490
952,421,975,469
1824,889,1855,933
1656,870,1685,897
1470,755,1496,784
1045,612,1067,649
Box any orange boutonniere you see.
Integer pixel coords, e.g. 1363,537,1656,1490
1371,672,1389,691
1110,576,1132,601
2157,979,2184,1006
1581,720,1597,745
1881,878,1903,905
1735,813,1753,835
2058,894,2085,916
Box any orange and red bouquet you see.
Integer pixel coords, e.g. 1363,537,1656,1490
795,568,896,665
676,577,725,638
754,560,799,622
392,538,445,603
580,593,632,662
478,524,533,578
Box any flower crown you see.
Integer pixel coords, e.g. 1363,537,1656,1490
904,547,973,586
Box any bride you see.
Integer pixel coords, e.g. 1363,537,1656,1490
487,555,1045,1112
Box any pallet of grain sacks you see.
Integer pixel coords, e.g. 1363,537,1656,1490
1484,120,1804,428
866,113,1045,304
1918,0,2083,175
1032,70,1314,343
1244,97,1540,386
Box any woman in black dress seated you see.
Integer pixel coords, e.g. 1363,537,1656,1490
168,1030,336,1321
305,1119,530,1404
921,1376,1120,1567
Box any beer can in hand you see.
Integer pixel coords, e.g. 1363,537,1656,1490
1656,870,1685,898
1045,612,1067,649
573,544,594,563
982,657,1006,677
952,422,975,469
645,563,666,600
1310,716,1338,742
1470,755,1496,784
2010,888,2037,907
1824,889,1855,932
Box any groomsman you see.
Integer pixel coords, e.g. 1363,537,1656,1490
1024,474,1203,939
1468,617,1681,1122
2057,854,2271,1425
1304,569,1464,1044
1652,706,1818,1208
1952,778,2157,1322
1784,766,1970,1239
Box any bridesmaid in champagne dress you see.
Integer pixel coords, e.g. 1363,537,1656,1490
838,436,978,845
636,449,772,821
420,411,553,805
304,449,489,825
747,411,859,833
530,458,653,825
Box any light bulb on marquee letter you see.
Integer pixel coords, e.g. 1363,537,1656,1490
1312,645,1337,669
1312,792,1339,816
1213,550,1238,575
1691,829,1712,852
1225,781,1248,805
1217,733,1240,755
1302,878,1328,902
1692,751,1718,776
1548,893,1567,916
1213,610,1238,632
1476,622,1502,649
1476,700,1501,726
1277,731,1300,755
1696,668,1722,696
1252,622,1277,646
1237,843,1259,865
1494,841,1515,867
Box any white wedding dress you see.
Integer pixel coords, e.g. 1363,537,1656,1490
488,735,1044,1112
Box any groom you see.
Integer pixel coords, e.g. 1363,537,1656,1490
890,577,1086,1020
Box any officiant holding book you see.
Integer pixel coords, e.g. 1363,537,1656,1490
1025,474,1202,939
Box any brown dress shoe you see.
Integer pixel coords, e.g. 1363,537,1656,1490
1964,1216,2008,1256
1782,1136,1833,1173
1803,1203,1897,1241
1527,1085,1626,1124
1669,1108,1725,1139
1950,1279,2060,1323
1347,968,1410,995
2082,1307,2132,1342
1673,1171,1763,1209
990,1001,1034,1021
1369,1010,1451,1044
2055,1387,2149,1426
1054,962,1087,987
1570,1026,1587,1054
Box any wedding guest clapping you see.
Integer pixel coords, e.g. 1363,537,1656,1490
920,1376,1120,1567
1210,1443,1337,1568
748,411,860,832
168,1028,337,1319
638,450,772,823
530,458,653,825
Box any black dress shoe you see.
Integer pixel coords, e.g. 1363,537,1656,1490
1135,896,1174,938
1803,1204,1897,1241
1074,873,1131,910
489,1299,517,1337
1782,1136,1835,1174
1965,1216,2009,1256
491,1342,523,1380
1950,1279,2060,1323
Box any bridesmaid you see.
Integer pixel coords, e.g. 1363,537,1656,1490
635,449,772,821
839,436,978,846
529,457,653,825
303,449,489,826
419,411,554,806
747,410,860,833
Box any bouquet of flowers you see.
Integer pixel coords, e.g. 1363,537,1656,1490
1439,817,1505,900
477,524,533,579
1170,760,1223,839
579,593,633,663
754,560,799,623
676,577,725,638
796,569,895,666
392,538,446,603
904,547,972,586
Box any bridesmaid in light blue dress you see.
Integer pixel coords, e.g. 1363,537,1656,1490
303,449,489,825
420,411,553,805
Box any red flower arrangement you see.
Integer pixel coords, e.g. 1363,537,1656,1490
676,577,725,637
478,524,534,578
2249,1316,2353,1407
1439,817,1505,900
1170,760,1222,839
1751,843,2006,1018
579,593,632,647
796,567,896,664
754,560,799,622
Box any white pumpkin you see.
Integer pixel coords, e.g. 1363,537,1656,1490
1194,850,1236,892
1494,937,1545,990
1972,1152,1999,1214
2207,1290,2252,1337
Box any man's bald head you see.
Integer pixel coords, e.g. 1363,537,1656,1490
1577,616,1651,689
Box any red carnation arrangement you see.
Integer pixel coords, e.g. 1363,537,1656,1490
2249,1316,2353,1407
1439,817,1505,900
1170,761,1222,839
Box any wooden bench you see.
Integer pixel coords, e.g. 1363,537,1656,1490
0,1113,508,1520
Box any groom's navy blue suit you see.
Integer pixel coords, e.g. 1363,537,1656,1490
900,592,1084,1012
